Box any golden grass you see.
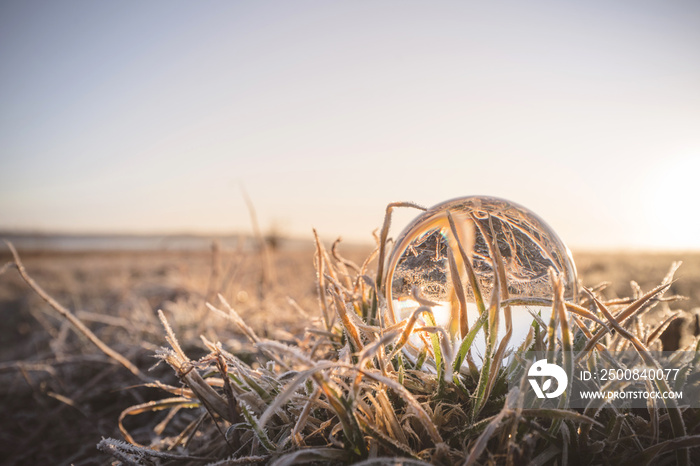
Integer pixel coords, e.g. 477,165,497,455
2,207,700,464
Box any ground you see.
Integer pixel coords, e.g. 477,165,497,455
0,244,698,464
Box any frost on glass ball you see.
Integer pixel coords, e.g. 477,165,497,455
384,196,577,362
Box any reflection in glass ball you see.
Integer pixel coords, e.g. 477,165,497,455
384,196,578,363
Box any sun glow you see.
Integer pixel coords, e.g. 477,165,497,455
642,151,700,250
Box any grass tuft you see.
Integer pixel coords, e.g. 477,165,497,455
3,203,700,465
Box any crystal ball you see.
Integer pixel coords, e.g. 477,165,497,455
384,196,578,361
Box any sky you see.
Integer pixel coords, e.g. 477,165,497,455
1,1,699,250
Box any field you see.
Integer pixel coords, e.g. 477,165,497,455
1,241,699,465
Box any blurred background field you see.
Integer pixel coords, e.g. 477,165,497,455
0,236,698,464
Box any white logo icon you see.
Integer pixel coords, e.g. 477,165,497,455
528,359,568,399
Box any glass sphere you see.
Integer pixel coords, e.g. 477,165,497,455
384,196,577,361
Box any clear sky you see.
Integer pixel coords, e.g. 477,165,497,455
1,1,699,250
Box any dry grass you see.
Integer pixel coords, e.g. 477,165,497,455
2,214,700,465
0,245,324,464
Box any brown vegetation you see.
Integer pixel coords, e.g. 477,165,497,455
1,241,699,464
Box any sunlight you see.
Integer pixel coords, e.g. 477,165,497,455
643,150,700,250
